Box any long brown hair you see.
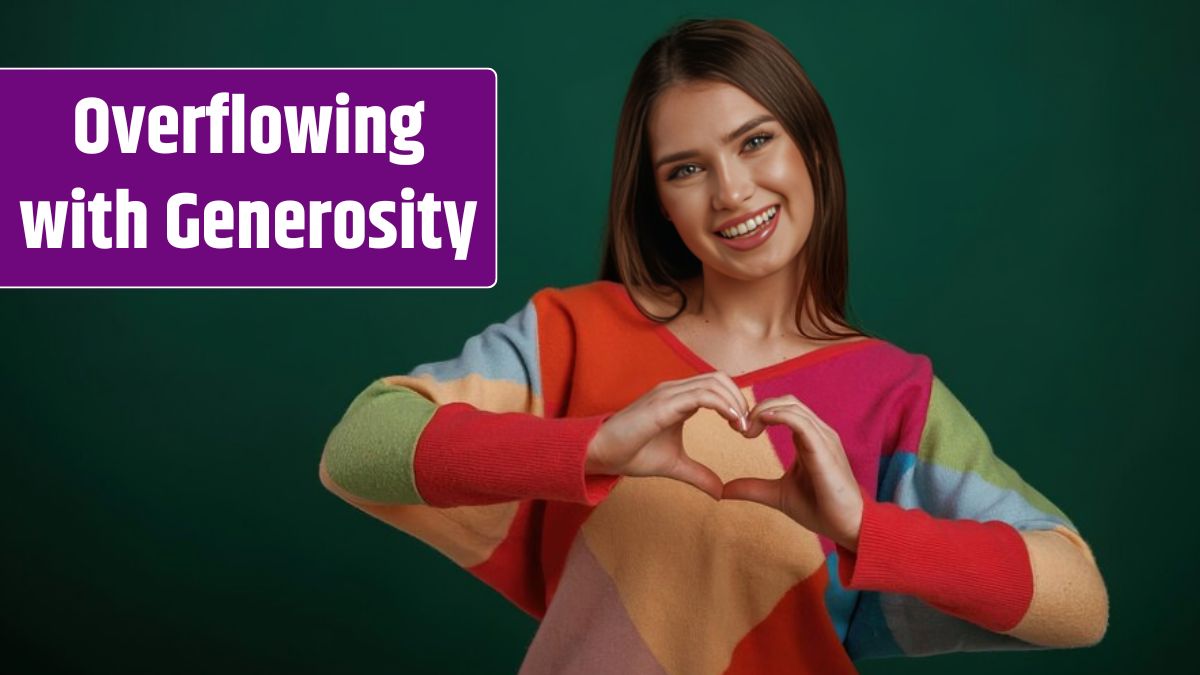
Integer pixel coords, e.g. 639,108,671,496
599,18,870,341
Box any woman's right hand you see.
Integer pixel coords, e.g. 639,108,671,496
584,372,749,500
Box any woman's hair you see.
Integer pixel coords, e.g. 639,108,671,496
599,18,869,340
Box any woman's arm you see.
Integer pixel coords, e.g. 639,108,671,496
318,290,618,617
320,290,620,507
707,364,1110,657
319,380,616,507
838,375,1109,656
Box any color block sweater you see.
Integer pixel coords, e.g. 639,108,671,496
319,281,1108,674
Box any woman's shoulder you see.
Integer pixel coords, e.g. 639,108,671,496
854,338,934,386
531,280,654,324
855,336,929,364
539,279,624,300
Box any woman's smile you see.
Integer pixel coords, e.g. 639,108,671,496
713,203,780,251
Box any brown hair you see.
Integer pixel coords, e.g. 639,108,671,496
599,18,870,341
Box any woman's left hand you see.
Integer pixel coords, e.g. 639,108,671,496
721,395,865,551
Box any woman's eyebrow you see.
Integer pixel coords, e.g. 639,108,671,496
653,114,776,170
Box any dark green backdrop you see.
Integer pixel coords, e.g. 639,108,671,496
2,1,1194,673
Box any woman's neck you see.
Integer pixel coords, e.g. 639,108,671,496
681,259,821,340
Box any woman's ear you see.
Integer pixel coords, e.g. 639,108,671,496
659,203,671,221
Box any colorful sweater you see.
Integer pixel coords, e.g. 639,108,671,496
319,281,1108,674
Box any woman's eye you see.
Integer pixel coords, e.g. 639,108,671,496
668,164,701,180
743,132,774,151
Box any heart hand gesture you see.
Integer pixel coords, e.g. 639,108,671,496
721,395,864,551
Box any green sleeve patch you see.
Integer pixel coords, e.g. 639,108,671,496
919,376,1070,523
322,380,437,504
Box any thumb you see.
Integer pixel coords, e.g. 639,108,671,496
721,477,782,510
662,455,723,501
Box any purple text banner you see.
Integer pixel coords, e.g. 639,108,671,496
1,69,497,287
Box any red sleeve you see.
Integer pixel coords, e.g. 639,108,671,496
414,403,621,507
836,497,1035,633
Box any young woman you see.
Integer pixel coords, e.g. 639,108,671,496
320,19,1109,674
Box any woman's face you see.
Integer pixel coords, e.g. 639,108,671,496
647,80,815,281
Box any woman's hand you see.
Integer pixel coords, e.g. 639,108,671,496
585,372,750,501
722,395,865,551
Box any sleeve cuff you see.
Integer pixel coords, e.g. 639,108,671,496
835,498,1034,633
413,403,621,507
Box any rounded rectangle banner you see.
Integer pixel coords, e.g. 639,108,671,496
1,68,497,288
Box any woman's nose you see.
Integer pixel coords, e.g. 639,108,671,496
711,161,755,212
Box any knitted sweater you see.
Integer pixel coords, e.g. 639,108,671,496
319,280,1108,674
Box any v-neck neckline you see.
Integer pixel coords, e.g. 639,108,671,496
603,281,880,387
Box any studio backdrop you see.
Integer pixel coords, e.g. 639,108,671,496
1,1,1194,674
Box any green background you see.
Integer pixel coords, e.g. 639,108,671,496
1,1,1194,673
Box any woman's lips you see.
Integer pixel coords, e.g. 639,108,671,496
713,207,779,251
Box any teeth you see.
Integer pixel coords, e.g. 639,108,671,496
718,206,777,239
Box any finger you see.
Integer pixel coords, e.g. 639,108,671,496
663,453,724,501
751,397,832,437
765,404,841,452
747,394,801,418
721,476,783,510
671,372,750,422
757,396,835,436
744,399,797,436
704,371,751,419
665,382,743,430
760,407,830,465
666,387,743,429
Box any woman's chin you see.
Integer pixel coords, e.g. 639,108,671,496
706,258,798,283
689,238,799,275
